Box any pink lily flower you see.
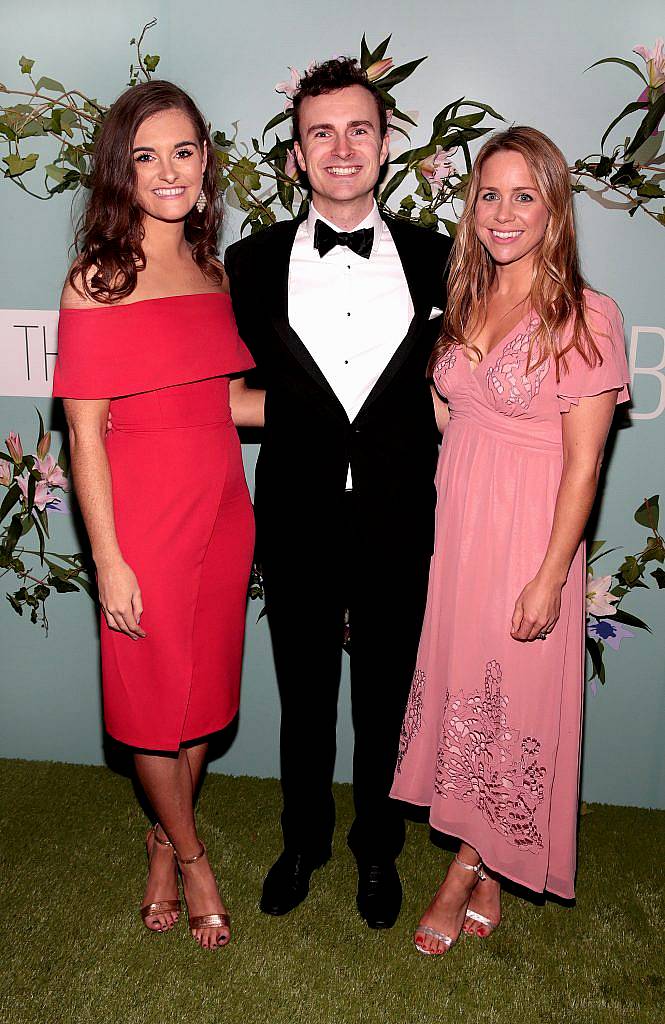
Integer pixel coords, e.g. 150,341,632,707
34,453,69,491
367,58,393,83
5,432,23,464
284,149,299,180
16,474,56,512
275,67,302,101
586,574,620,617
634,39,665,89
419,146,459,188
0,459,12,486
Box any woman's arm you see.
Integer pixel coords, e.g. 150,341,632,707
63,398,146,639
229,377,265,428
510,390,618,642
431,385,450,435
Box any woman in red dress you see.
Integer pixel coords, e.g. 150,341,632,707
53,81,258,950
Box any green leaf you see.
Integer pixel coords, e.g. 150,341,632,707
19,56,35,75
367,35,392,66
33,514,45,563
4,513,23,554
631,131,664,168
44,163,71,184
618,555,642,583
36,408,46,445
651,567,665,589
76,575,96,599
419,208,438,228
144,54,160,73
360,33,372,69
261,109,292,143
0,483,20,522
637,180,665,199
587,544,621,568
26,472,36,515
33,584,50,601
7,593,23,616
375,57,427,92
634,495,659,531
586,56,648,87
3,152,39,178
612,608,651,632
399,194,416,211
588,540,605,559
34,76,65,93
585,635,605,684
626,95,665,160
441,219,457,239
599,102,646,151
49,575,79,594
378,166,409,204
57,442,69,475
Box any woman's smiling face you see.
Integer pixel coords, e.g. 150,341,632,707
474,149,549,268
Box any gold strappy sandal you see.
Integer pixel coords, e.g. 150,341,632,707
414,855,486,956
140,824,182,931
177,842,231,950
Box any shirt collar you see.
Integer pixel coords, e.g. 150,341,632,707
306,200,384,256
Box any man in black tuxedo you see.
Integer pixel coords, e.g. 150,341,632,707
225,58,451,928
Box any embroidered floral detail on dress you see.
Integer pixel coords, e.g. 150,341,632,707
436,348,457,375
487,323,550,413
434,660,546,850
396,668,426,774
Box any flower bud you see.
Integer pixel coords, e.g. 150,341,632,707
366,58,393,83
37,431,51,459
5,432,23,464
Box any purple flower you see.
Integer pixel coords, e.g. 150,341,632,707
587,618,634,651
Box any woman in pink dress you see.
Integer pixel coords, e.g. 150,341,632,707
53,82,259,950
390,127,630,955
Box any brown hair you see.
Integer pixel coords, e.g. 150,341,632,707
429,125,602,379
292,58,388,144
70,80,223,303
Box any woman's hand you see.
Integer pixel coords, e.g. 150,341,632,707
510,572,563,642
96,559,146,639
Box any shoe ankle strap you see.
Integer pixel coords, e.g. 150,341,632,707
152,824,174,848
177,841,206,866
454,854,487,881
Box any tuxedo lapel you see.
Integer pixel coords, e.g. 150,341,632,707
267,218,349,420
352,216,438,425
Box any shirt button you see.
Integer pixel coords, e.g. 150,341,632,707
344,360,349,365
347,312,351,317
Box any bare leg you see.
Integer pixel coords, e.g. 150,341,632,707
414,841,483,954
134,743,230,950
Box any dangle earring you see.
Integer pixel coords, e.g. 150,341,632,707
195,189,207,213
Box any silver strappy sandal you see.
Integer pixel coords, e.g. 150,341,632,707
414,855,486,955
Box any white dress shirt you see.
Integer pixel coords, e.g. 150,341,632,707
288,201,413,488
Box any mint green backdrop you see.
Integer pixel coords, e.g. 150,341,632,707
1,0,663,808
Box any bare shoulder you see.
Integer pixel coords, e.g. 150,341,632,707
209,257,230,294
60,264,103,310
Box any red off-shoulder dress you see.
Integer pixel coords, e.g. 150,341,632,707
53,293,255,751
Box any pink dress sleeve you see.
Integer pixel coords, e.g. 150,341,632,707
556,293,631,413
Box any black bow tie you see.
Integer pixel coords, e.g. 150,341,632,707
313,219,374,259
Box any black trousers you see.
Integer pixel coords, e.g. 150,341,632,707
261,493,431,865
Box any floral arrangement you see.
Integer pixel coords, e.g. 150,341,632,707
0,413,93,630
1,23,663,230
572,39,665,226
586,495,664,691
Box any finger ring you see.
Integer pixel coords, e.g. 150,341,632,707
537,631,547,640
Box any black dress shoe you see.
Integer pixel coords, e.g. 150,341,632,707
356,862,402,929
259,850,329,916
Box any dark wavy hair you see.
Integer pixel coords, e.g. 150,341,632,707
70,80,223,303
292,58,388,144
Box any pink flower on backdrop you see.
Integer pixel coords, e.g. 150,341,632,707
34,454,69,491
634,38,665,89
275,62,316,110
5,432,23,463
16,474,57,512
585,574,620,617
284,149,299,180
0,459,12,486
419,146,458,188
366,58,393,83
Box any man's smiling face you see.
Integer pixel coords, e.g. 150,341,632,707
294,84,389,223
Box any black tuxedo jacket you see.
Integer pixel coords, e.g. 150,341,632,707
225,214,452,562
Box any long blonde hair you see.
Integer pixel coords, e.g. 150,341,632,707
430,126,602,379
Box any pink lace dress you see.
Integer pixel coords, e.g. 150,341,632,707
390,292,630,898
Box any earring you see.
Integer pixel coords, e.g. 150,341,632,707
195,189,207,213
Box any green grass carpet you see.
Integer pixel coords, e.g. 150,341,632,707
1,759,664,1024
